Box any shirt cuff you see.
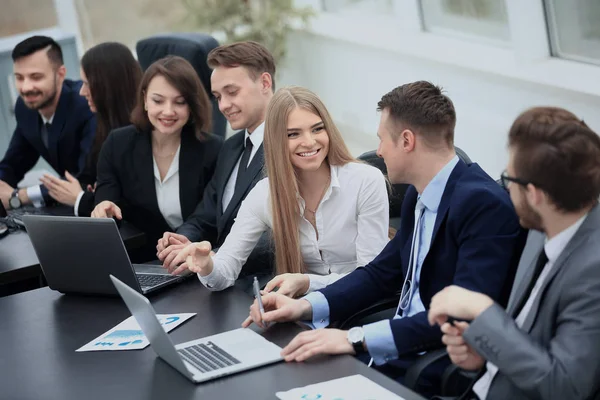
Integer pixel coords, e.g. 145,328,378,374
26,185,45,208
363,319,398,365
73,190,85,216
302,291,330,329
196,266,224,291
307,274,328,293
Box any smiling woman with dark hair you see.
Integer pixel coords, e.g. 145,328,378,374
91,56,223,262
41,42,142,216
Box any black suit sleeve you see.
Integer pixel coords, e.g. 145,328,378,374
0,125,41,187
94,133,122,207
176,172,219,243
76,191,95,217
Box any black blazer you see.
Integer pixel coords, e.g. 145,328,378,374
95,124,223,261
0,79,96,202
176,130,272,276
176,130,264,244
74,159,96,217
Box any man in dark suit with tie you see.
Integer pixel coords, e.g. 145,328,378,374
0,36,95,210
157,41,276,286
429,107,600,400
242,81,525,395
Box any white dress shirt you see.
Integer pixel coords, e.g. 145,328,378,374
473,213,588,399
199,162,390,291
221,122,265,212
153,145,183,230
27,113,55,207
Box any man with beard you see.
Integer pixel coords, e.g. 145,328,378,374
0,36,95,210
428,107,600,400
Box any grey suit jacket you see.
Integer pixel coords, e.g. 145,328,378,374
464,205,600,400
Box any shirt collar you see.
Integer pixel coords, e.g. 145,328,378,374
544,213,588,263
296,163,341,204
245,121,265,148
419,155,460,212
153,144,181,183
40,113,55,125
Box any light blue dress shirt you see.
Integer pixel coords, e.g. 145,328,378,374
304,155,460,365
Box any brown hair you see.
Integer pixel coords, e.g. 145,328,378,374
131,55,211,138
82,42,142,163
508,106,600,211
207,41,276,91
377,81,456,148
264,86,355,276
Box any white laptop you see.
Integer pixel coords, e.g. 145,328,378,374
110,275,284,383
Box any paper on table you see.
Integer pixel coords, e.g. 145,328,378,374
76,313,195,352
276,374,406,400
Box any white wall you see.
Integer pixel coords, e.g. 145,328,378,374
279,1,600,179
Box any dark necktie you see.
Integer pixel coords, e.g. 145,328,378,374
42,122,52,148
512,248,548,317
235,137,253,193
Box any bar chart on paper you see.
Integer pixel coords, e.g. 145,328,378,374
76,313,195,351
276,374,406,400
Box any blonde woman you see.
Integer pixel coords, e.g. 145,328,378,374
172,86,389,297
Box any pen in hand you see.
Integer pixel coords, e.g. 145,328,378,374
252,276,270,328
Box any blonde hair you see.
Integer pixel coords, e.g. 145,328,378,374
264,86,355,276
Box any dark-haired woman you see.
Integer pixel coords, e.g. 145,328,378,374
91,56,223,262
41,42,142,216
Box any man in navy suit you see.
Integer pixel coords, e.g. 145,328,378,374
243,81,525,394
0,36,95,210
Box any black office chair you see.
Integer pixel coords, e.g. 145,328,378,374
357,150,406,230
357,146,472,231
135,33,227,138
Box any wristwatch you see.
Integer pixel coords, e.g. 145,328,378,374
347,326,365,354
9,188,21,209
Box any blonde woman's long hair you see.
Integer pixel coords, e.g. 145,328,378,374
264,86,356,276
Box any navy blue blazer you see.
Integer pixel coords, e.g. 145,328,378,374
0,79,96,202
320,160,525,357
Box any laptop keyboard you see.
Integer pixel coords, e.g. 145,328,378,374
178,342,241,373
136,273,178,288
9,207,47,217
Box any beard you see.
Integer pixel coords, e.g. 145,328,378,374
515,197,544,232
20,77,59,111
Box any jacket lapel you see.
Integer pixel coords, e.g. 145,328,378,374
221,144,264,223
428,161,467,250
519,205,600,332
178,128,200,219
134,131,161,217
505,231,545,314
47,82,70,168
217,132,245,216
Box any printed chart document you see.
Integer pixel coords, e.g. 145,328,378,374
276,374,406,400
76,313,195,352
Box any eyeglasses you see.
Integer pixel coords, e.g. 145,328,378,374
500,171,530,188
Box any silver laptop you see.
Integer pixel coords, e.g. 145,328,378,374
22,215,186,295
110,275,284,383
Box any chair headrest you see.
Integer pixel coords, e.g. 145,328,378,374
136,33,220,97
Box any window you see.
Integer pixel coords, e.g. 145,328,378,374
0,0,58,37
75,0,187,50
420,0,510,44
545,0,600,66
321,0,394,16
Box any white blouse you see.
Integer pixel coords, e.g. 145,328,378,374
198,162,390,292
153,145,183,230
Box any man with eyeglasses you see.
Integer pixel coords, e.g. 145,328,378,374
428,106,600,400
242,81,526,396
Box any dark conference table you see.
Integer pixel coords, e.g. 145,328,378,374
0,279,425,400
0,207,145,296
